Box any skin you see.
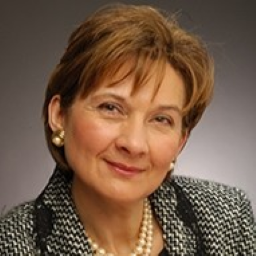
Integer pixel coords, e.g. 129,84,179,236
48,62,187,255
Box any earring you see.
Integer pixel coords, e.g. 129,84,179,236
170,161,175,171
52,130,65,147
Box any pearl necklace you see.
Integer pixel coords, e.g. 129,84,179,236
86,199,153,256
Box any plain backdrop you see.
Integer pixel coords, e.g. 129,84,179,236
0,0,255,215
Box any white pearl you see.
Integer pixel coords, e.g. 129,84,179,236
138,238,146,246
87,198,153,256
92,242,99,250
147,230,153,237
146,241,152,248
141,226,147,233
145,247,151,253
139,232,146,239
142,220,148,226
98,248,106,254
134,245,143,254
147,236,153,243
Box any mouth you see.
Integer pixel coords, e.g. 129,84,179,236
104,159,145,177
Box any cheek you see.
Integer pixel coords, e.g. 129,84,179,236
65,117,116,158
150,135,181,170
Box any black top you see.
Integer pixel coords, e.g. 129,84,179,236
159,247,169,255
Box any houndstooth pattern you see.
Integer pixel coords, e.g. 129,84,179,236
0,168,255,255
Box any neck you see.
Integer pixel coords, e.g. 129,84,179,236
71,176,146,255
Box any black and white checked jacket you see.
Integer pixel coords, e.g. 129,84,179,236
0,167,255,255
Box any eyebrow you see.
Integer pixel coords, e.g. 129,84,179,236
156,105,183,116
90,93,126,104
91,93,183,115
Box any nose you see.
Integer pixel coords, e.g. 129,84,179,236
115,116,149,157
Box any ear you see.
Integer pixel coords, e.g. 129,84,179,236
48,95,65,132
177,130,189,155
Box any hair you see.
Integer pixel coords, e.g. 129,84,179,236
42,4,214,170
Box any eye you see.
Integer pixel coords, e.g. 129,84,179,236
97,102,124,116
153,115,174,127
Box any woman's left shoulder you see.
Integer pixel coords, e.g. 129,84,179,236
171,175,254,213
170,176,253,216
170,175,255,236
167,175,255,254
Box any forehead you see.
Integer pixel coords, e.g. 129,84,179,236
100,56,181,88
89,61,185,108
79,55,162,97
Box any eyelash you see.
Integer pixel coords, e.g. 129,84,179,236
97,102,124,115
153,115,174,126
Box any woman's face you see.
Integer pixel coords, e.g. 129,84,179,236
49,63,187,203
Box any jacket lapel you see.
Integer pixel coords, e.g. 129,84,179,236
150,179,199,255
34,168,93,255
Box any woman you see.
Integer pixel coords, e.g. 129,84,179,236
0,4,255,255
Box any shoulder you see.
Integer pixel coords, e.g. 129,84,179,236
171,175,254,213
168,175,253,224
0,201,36,254
172,175,247,204
170,176,256,253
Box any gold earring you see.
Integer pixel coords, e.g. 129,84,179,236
52,130,65,147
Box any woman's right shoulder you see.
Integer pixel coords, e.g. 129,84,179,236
0,201,36,254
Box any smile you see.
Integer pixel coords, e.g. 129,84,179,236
105,160,144,177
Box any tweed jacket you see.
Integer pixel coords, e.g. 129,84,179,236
0,168,255,255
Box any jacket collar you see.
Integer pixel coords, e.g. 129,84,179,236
34,168,92,255
150,180,201,255
34,168,200,255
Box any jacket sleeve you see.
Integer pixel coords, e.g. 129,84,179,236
237,189,256,255
0,203,37,255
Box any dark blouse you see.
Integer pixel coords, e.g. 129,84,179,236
159,247,169,255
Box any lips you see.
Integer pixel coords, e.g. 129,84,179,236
105,159,144,177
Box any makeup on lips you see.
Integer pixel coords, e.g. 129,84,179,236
105,160,145,177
